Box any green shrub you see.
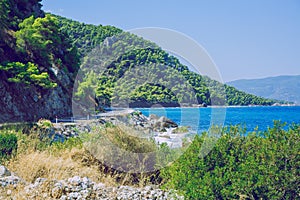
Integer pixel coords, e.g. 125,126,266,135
37,119,53,129
0,62,57,88
0,131,18,161
172,126,189,134
161,122,300,199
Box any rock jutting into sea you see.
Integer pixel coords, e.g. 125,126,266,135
49,109,192,148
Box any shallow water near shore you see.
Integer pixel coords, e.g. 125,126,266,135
138,106,300,133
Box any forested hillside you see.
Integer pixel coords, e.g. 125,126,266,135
0,0,279,122
55,15,122,57
55,16,277,109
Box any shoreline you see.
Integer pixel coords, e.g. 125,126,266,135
128,104,299,110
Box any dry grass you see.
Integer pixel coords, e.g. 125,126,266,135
82,125,161,186
7,148,105,183
101,125,157,153
2,126,120,186
1,144,118,199
0,124,164,199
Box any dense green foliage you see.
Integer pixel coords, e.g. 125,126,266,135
0,1,79,89
0,131,18,161
0,61,57,88
55,15,277,107
161,122,300,199
130,83,179,106
0,0,44,61
6,0,44,30
1,1,297,198
72,31,276,109
0,0,279,104
15,14,80,73
225,84,276,105
55,15,122,57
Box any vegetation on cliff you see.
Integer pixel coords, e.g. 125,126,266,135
0,9,79,89
0,0,81,122
0,0,279,122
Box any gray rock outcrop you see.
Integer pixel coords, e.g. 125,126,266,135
99,111,178,133
24,176,184,200
0,165,21,187
0,69,73,123
0,166,11,177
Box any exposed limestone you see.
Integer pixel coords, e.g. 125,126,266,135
0,166,22,187
0,172,184,200
23,176,184,200
0,69,73,123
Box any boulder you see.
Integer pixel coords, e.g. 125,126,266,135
0,166,11,177
0,166,22,187
149,114,159,121
158,116,178,128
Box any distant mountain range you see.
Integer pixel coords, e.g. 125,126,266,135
227,75,300,105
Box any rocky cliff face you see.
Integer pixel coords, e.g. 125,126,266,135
0,69,73,123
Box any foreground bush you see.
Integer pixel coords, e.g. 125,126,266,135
161,122,300,199
5,123,161,187
81,125,161,186
0,130,18,161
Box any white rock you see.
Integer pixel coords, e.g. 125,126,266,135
68,176,81,186
68,192,81,199
0,165,11,177
60,195,67,200
81,177,90,185
6,189,12,196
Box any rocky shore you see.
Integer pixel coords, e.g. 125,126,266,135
0,110,188,199
51,110,192,148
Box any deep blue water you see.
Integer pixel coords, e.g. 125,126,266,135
137,106,300,133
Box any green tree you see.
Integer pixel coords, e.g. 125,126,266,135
0,62,57,88
15,14,80,72
7,0,44,30
16,14,58,65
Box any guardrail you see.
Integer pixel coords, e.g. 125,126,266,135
51,115,98,124
52,110,134,124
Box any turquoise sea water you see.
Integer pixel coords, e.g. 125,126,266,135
138,106,300,133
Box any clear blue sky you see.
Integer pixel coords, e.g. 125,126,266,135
42,0,300,82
